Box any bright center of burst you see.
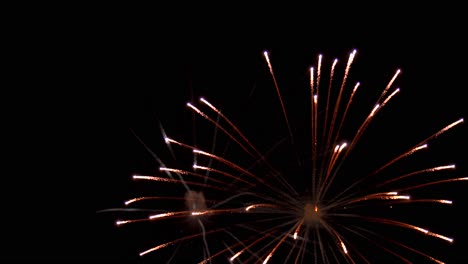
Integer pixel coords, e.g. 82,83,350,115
303,203,322,226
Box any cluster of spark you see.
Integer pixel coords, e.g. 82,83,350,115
112,49,465,263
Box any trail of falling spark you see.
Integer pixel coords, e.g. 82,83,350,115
263,51,301,166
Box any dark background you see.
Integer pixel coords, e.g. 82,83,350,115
3,4,467,263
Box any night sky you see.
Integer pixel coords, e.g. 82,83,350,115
4,5,468,264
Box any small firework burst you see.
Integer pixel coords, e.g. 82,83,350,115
102,49,465,263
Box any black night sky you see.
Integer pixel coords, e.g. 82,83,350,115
4,4,468,264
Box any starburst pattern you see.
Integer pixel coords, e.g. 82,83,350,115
102,49,465,263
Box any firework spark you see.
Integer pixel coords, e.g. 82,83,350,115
102,49,465,263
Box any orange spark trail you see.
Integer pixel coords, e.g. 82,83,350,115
263,51,296,152
377,164,456,187
132,175,229,192
186,102,256,158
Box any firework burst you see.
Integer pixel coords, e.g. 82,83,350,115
101,49,466,263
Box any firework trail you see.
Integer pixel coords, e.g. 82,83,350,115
100,49,465,263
